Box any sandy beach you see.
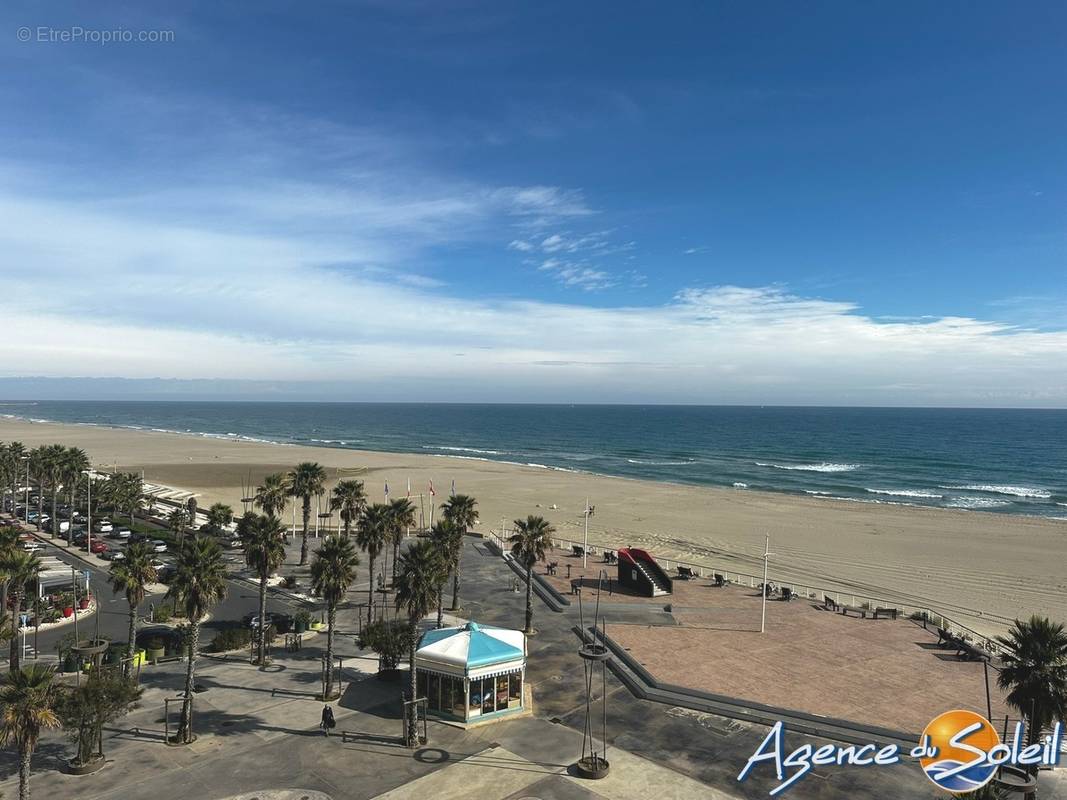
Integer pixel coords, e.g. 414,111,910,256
3,417,1064,634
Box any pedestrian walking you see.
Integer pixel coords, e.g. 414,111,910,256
320,704,335,737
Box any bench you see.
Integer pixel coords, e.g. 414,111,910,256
603,551,617,564
873,606,899,620
823,595,839,612
839,605,867,618
676,566,695,580
546,562,558,576
780,587,793,602
572,545,585,558
957,641,993,662
713,573,726,587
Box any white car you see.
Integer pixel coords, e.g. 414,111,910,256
113,528,132,539
151,540,168,553
94,519,114,533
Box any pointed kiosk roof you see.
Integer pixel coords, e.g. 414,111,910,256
416,621,526,679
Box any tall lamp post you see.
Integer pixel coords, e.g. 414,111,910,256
84,470,92,555
582,499,594,569
760,534,774,634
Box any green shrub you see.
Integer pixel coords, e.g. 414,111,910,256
212,627,252,652
294,610,312,628
150,604,172,623
358,619,409,672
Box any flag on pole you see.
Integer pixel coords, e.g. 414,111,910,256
450,478,456,497
406,478,411,498
429,480,435,497
384,481,389,499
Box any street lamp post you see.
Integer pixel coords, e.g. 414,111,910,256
582,499,594,569
760,534,774,634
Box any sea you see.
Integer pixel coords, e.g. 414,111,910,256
3,401,1066,520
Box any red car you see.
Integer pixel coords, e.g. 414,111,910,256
88,540,109,555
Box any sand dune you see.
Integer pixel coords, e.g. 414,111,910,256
4,417,1064,635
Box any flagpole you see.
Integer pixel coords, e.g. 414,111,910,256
761,534,774,634
583,497,590,569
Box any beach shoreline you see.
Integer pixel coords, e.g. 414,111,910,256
3,416,1064,634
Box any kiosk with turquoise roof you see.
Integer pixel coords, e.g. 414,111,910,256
414,621,527,725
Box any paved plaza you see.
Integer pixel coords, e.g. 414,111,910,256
1,534,1063,800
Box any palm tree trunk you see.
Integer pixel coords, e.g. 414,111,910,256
179,620,200,743
407,623,418,747
436,583,444,628
392,541,399,584
126,604,137,679
9,590,22,671
325,603,337,699
450,558,461,611
258,572,267,665
367,553,376,625
50,487,58,539
524,564,533,634
35,492,43,532
18,745,30,800
299,499,310,565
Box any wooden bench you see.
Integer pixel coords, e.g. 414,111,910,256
873,607,899,620
823,595,839,612
780,587,793,602
713,573,726,587
839,604,867,618
676,566,695,580
572,545,585,558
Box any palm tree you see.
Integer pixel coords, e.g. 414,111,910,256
6,552,40,671
241,514,286,665
26,448,47,533
168,507,190,551
356,503,389,625
387,497,417,583
310,535,360,700
205,503,234,535
108,542,156,678
0,664,59,800
287,463,326,566
254,472,289,520
428,520,462,628
166,536,227,744
996,616,1067,750
441,494,477,611
394,540,444,747
0,527,23,645
39,445,65,540
509,515,555,635
60,448,89,541
330,479,366,539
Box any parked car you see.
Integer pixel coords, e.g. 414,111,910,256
89,540,109,555
100,549,125,561
109,528,132,540
44,519,71,534
93,518,113,533
72,531,89,547
151,540,168,553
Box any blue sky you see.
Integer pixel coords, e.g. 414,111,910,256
2,2,1066,404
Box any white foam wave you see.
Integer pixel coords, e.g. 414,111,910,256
940,484,1051,499
804,490,832,495
732,482,748,489
756,461,860,473
627,458,696,466
944,496,1012,509
867,488,943,499
424,445,506,456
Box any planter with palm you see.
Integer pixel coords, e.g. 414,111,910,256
509,515,555,635
394,540,445,747
0,664,59,800
166,536,227,744
311,535,360,699
107,542,156,679
241,514,286,665
356,503,389,625
287,463,326,566
205,503,234,536
440,494,477,611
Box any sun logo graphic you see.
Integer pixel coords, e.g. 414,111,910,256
919,710,1000,793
